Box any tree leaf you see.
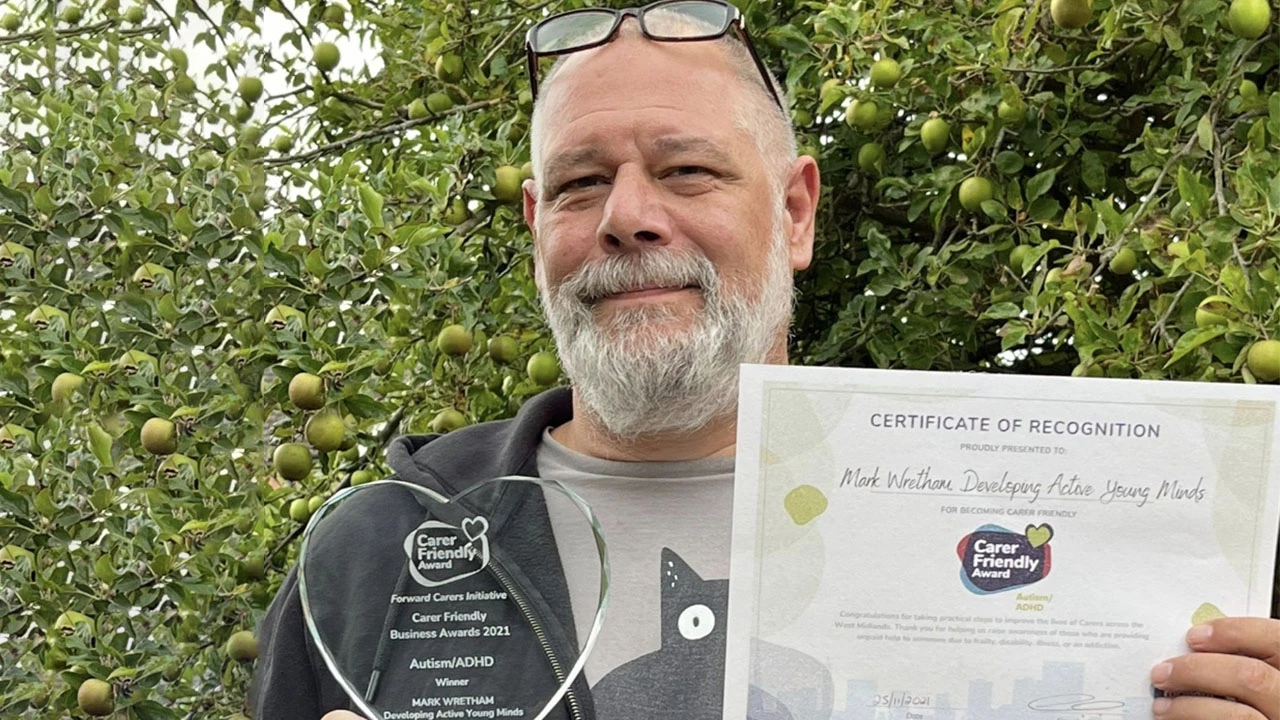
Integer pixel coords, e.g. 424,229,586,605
358,183,384,229
1080,151,1106,193
1196,113,1214,153
1025,167,1057,203
982,302,1022,320
1028,197,1061,223
1000,322,1028,350
1165,326,1229,368
1176,167,1210,220
87,424,114,469
996,150,1024,175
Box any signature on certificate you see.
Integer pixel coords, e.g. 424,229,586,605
1028,693,1127,718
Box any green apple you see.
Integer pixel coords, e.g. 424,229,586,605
274,443,313,481
1228,0,1271,39
426,91,453,113
1050,0,1092,28
869,58,901,88
493,165,523,203
238,76,264,104
527,352,561,386
313,41,340,72
1246,339,1280,382
487,335,519,364
920,117,950,154
77,679,113,716
435,53,463,82
305,411,345,452
51,372,84,404
288,372,325,410
1195,295,1234,328
847,99,879,130
226,630,258,662
958,177,995,212
1108,247,1137,275
430,409,467,433
857,142,885,173
437,324,472,356
140,417,178,455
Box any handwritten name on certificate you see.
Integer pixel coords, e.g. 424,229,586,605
723,365,1280,720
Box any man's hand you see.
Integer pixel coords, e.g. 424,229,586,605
321,712,368,720
1150,617,1280,720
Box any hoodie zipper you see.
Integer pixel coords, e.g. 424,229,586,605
488,558,586,720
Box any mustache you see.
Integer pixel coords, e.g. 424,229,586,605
556,250,720,304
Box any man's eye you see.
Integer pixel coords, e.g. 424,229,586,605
668,166,709,177
561,176,605,192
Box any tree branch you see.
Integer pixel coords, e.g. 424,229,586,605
1100,133,1197,264
0,19,164,45
1212,119,1227,217
1001,37,1145,75
480,20,524,71
276,0,316,52
1150,276,1194,348
180,0,227,52
488,0,556,24
262,98,503,166
858,201,1076,245
262,102,311,135
265,86,309,102
1214,126,1251,292
144,0,182,39
1101,34,1264,267
329,90,382,111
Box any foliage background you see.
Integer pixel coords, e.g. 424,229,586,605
0,0,1276,716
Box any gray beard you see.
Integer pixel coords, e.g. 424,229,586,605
536,214,794,441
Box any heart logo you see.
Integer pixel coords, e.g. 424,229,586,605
462,515,489,542
400,517,490,587
1025,523,1054,548
1190,602,1225,625
298,475,610,720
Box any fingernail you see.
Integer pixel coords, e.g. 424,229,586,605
1186,624,1212,646
1151,662,1173,684
1153,697,1172,716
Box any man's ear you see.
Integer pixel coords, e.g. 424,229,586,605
522,178,538,239
783,155,821,272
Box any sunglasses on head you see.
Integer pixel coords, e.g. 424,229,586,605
524,0,783,111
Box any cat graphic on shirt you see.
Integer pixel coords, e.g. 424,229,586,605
591,548,831,720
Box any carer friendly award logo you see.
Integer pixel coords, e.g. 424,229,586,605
957,523,1053,594
403,515,490,588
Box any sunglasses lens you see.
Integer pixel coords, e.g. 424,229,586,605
533,10,619,53
644,0,732,39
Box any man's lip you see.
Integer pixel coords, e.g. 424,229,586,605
599,286,698,301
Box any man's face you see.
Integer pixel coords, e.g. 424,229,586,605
528,33,803,339
524,32,813,438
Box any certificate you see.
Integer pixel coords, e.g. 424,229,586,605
724,365,1280,720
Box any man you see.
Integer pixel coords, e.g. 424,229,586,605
254,3,1280,719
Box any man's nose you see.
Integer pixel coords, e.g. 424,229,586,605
596,167,674,251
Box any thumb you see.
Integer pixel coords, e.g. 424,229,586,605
320,712,369,720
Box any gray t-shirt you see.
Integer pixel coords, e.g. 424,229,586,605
537,428,735,714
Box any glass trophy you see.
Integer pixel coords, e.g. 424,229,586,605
298,476,610,720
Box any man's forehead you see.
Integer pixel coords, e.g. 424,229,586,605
541,32,742,113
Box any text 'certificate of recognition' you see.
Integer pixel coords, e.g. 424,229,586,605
724,365,1280,720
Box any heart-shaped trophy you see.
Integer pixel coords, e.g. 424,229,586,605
298,475,610,720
